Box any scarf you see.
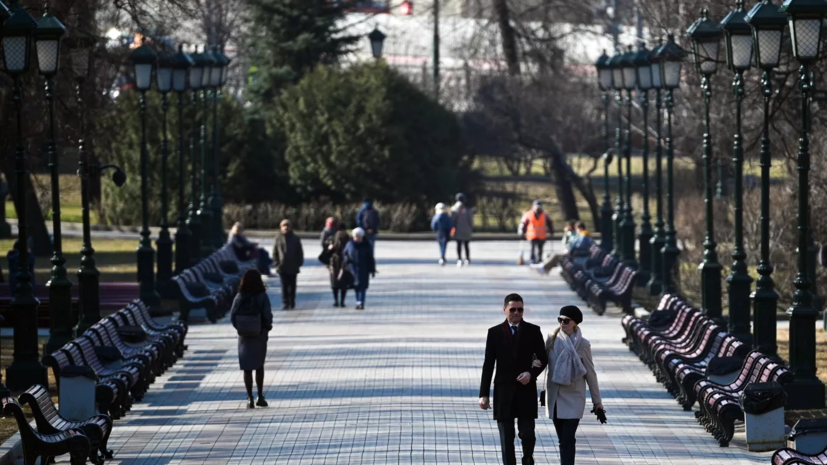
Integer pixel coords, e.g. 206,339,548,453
552,327,586,386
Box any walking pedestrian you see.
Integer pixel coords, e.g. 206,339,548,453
355,198,381,252
451,193,474,267
327,224,352,307
479,293,548,465
320,217,337,251
518,200,554,264
431,202,453,266
342,227,376,310
271,219,304,310
230,269,273,409
541,305,604,465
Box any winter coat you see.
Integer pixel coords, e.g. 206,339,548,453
230,292,273,371
431,212,453,242
320,227,336,251
272,232,304,275
451,202,474,241
356,202,381,236
479,320,548,420
543,327,602,419
343,240,375,290
327,230,351,289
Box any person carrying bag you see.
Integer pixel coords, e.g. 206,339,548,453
230,269,273,409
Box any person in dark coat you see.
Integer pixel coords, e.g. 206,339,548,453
342,227,376,310
327,224,351,307
230,269,273,409
355,198,381,252
271,219,304,310
479,293,548,465
320,217,337,251
431,203,453,266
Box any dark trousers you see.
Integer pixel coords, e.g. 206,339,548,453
438,240,448,260
456,240,470,261
497,417,535,465
552,404,580,465
279,272,297,306
530,239,545,264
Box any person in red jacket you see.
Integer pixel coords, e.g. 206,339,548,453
518,200,554,265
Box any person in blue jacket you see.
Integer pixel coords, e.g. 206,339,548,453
355,198,381,253
342,228,376,310
431,203,453,266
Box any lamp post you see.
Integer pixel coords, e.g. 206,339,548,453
4,2,47,391
620,45,638,269
208,45,229,249
778,0,827,410
648,37,666,296
608,48,626,258
195,45,215,257
746,0,785,361
172,45,193,274
155,50,174,297
129,43,162,309
634,42,653,286
595,50,614,253
70,33,126,337
687,9,724,323
722,0,755,344
368,26,386,60
186,45,204,265
657,34,686,296
34,8,71,355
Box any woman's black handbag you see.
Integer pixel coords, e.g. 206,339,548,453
338,268,355,289
318,249,332,265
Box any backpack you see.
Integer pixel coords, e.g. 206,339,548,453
360,208,377,231
235,295,262,338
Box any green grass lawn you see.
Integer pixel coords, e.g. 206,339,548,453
0,237,138,284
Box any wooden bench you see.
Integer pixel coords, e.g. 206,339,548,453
772,447,827,464
86,318,163,380
693,351,792,446
41,348,127,420
2,397,91,465
64,339,147,401
586,264,638,314
117,303,182,363
19,384,113,465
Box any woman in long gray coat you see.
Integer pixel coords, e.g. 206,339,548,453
541,305,603,465
451,193,474,266
230,269,274,409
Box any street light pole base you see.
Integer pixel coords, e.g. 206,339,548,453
156,230,174,299
784,378,825,410
699,260,723,324
45,277,74,355
636,228,653,287
600,202,614,253
6,362,47,392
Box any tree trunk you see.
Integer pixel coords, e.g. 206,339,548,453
3,153,52,257
492,0,520,77
547,150,579,222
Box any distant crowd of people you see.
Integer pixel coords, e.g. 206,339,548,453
430,192,474,266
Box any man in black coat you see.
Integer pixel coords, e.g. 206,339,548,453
272,219,304,309
479,293,548,465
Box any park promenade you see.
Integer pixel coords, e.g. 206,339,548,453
99,240,770,464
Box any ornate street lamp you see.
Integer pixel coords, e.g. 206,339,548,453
722,0,756,344
209,45,230,249
778,0,827,410
34,7,70,355
3,1,47,391
186,44,204,265
0,1,13,398
368,26,386,59
687,8,724,323
70,27,126,337
129,43,163,309
155,50,174,297
171,44,193,274
648,37,666,296
746,0,785,361
195,45,215,257
657,33,686,297
620,44,638,270
608,48,625,258
594,50,614,253
634,42,653,286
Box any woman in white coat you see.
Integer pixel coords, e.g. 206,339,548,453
542,305,603,465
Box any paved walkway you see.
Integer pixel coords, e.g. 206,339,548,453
100,240,770,464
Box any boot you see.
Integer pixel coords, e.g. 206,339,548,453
521,456,534,465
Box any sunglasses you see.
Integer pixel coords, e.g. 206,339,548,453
508,307,525,314
558,317,573,325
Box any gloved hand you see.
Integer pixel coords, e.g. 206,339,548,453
590,407,607,424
